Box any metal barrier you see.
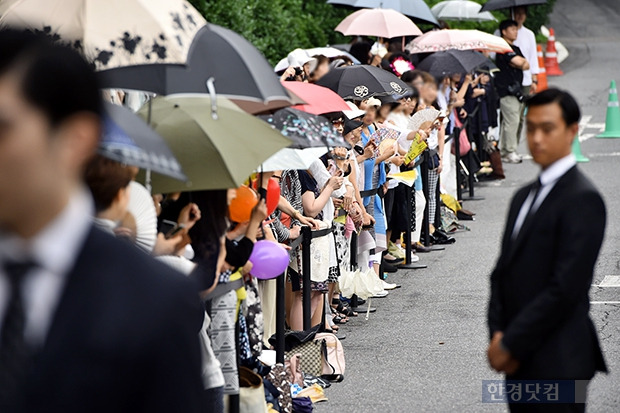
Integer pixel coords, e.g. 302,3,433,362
274,224,335,363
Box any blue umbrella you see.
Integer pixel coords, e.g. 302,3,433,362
100,102,186,181
327,0,439,26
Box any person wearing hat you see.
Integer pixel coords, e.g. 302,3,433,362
343,101,366,121
280,48,317,82
341,119,374,229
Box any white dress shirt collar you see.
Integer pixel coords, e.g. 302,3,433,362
0,187,94,345
539,153,577,187
0,187,94,273
511,154,576,239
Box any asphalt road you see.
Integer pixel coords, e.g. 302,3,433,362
316,0,620,411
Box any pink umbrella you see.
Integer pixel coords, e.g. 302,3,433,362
335,8,423,38
406,29,512,54
283,81,350,115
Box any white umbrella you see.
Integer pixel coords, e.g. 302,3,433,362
339,268,384,320
0,0,206,70
431,0,497,22
274,47,360,72
259,147,329,172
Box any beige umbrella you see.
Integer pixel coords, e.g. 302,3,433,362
0,0,206,70
136,94,292,193
406,29,512,54
335,8,422,38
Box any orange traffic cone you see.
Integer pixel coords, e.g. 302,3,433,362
545,28,563,76
536,44,548,91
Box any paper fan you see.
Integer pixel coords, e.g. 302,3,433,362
408,108,441,132
371,127,400,157
378,138,397,156
127,181,158,253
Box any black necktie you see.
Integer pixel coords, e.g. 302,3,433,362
526,178,543,216
0,259,37,405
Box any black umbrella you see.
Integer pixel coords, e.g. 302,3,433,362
480,0,547,12
416,50,491,77
260,108,349,149
100,102,186,181
99,24,293,114
316,65,412,100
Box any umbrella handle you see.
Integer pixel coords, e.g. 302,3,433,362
206,77,218,120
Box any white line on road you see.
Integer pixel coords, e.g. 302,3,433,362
578,115,605,142
598,275,620,287
587,152,620,157
591,301,620,304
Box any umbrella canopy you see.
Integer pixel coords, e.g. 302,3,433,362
99,24,293,114
260,147,329,172
431,1,497,22
282,82,350,115
100,102,186,181
316,64,412,100
406,29,512,54
481,0,547,12
327,0,438,26
335,8,423,38
260,108,349,149
274,47,360,72
136,95,291,193
0,0,205,71
416,49,490,77
339,268,384,300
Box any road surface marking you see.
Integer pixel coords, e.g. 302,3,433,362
598,275,620,287
579,115,605,142
591,301,620,304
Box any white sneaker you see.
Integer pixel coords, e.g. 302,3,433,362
501,152,522,164
381,280,398,290
410,253,420,263
373,290,389,298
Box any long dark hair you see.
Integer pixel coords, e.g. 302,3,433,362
189,190,229,261
186,190,229,292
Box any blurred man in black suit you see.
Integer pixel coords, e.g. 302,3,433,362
0,30,203,412
487,89,607,412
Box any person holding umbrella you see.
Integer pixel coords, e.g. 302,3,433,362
495,19,530,164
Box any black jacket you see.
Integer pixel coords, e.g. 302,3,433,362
488,166,607,379
12,227,204,413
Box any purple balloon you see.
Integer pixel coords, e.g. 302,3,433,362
248,240,289,280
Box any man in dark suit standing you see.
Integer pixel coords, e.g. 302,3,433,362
0,31,204,412
487,89,607,412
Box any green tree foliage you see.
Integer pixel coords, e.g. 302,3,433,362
188,0,349,65
188,0,556,65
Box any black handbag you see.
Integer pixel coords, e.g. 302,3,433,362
427,149,440,170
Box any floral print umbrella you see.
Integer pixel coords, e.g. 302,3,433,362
0,0,206,70
260,108,349,150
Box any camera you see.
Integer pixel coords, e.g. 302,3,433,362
285,67,304,81
507,83,525,102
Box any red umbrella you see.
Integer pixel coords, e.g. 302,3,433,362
282,81,350,115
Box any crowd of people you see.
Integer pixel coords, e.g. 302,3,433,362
0,6,543,413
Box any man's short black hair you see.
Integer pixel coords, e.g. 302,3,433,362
526,88,581,126
499,19,518,34
0,29,101,127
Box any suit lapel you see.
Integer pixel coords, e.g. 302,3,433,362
41,227,104,351
505,166,578,265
